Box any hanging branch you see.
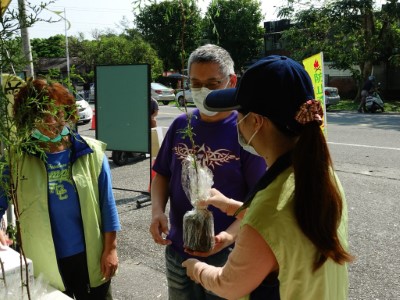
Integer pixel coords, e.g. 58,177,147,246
0,83,32,299
176,0,198,170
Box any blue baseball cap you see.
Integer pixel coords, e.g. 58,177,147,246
204,55,315,134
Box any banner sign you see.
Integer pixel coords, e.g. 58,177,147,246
302,52,327,133
1,0,11,16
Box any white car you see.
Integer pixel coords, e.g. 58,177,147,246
76,93,93,124
151,82,175,105
175,89,193,106
324,87,340,107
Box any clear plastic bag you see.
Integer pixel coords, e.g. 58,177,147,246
181,156,215,252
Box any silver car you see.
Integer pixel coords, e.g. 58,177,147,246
324,87,340,107
151,83,175,105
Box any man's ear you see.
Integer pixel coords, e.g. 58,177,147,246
230,74,238,88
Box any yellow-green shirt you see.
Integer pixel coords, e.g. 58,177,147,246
241,167,349,300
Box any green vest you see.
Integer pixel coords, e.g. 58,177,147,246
14,137,107,291
241,168,349,300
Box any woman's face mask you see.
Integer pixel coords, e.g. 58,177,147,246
237,113,263,156
32,126,69,143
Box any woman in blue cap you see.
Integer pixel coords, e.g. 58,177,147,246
182,56,353,300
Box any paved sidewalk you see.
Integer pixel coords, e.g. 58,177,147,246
113,258,167,300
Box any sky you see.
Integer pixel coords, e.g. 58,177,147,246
8,0,283,39
8,0,388,40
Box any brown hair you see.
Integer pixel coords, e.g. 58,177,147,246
293,122,353,270
13,79,78,130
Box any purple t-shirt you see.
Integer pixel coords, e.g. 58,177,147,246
153,109,266,259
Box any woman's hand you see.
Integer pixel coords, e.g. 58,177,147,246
0,230,13,248
101,248,118,280
182,258,201,282
184,230,232,257
199,188,231,213
199,188,243,217
101,232,118,280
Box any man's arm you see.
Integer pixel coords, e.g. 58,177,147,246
149,173,171,245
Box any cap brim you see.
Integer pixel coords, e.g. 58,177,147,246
204,88,241,112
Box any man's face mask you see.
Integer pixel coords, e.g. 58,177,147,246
191,80,230,116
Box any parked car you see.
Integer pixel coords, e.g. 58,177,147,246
175,89,193,106
324,86,341,107
151,82,175,105
88,83,95,103
76,82,95,103
76,93,93,124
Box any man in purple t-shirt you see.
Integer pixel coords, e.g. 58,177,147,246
150,45,266,300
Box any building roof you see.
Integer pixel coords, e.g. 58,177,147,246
37,57,82,72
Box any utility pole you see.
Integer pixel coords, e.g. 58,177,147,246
64,8,70,84
18,0,34,79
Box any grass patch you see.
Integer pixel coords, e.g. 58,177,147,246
384,101,400,112
329,99,400,113
164,98,400,113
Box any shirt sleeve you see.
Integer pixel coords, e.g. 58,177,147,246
98,154,121,232
152,123,175,177
191,225,277,299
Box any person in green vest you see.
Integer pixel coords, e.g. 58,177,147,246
0,79,120,300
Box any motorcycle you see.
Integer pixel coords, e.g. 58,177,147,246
365,84,384,113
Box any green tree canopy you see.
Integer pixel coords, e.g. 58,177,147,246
278,0,400,85
0,37,25,73
135,0,203,71
204,0,264,71
68,33,163,80
31,34,66,58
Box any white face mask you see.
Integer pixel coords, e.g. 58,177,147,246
237,113,262,156
191,87,218,116
191,80,230,117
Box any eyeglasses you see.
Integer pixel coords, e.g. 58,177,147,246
189,76,230,90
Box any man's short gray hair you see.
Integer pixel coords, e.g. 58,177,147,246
188,44,235,77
